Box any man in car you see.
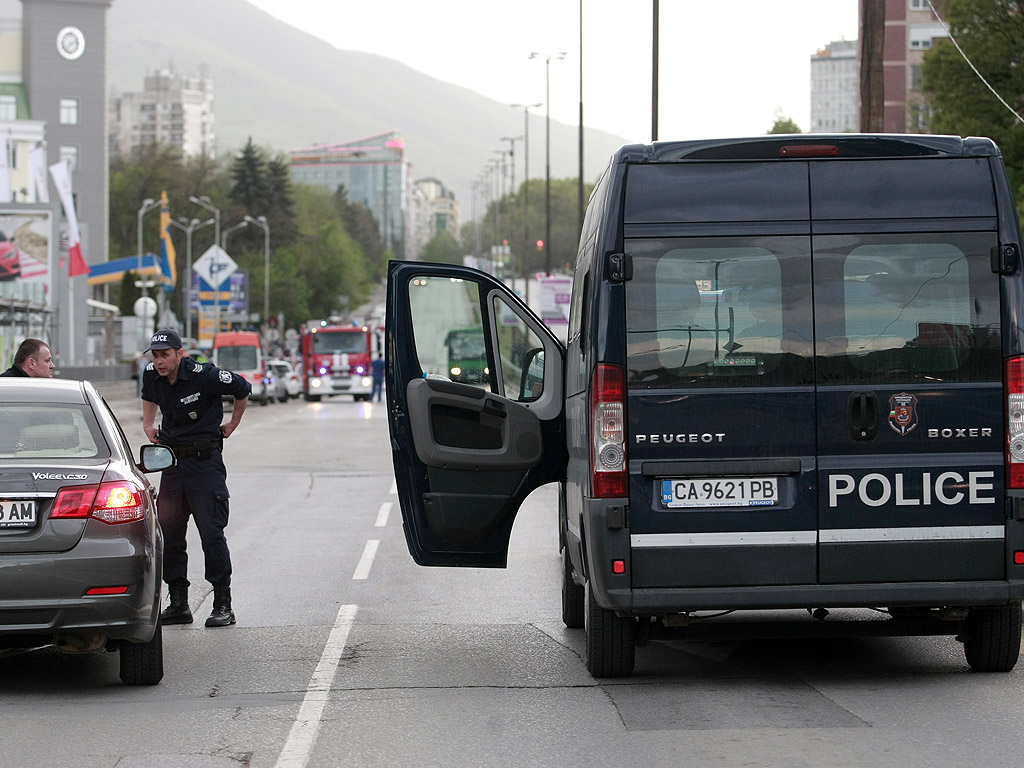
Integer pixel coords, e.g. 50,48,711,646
1,338,55,378
141,328,251,628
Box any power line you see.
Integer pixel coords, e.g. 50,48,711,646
926,0,1024,124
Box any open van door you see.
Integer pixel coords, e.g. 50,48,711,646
385,261,567,567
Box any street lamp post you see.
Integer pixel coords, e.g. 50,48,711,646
167,216,214,342
244,215,270,331
530,51,566,276
189,196,221,337
136,198,161,297
219,220,248,334
511,103,541,299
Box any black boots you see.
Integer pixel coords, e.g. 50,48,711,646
161,583,193,625
205,585,236,628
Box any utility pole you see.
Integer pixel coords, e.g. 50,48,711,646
860,0,885,132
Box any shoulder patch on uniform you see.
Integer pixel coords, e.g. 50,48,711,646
193,363,204,373
146,362,155,371
219,370,232,384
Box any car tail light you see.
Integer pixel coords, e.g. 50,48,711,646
52,482,146,524
591,363,628,498
1007,357,1024,489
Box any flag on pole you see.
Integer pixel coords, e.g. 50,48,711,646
48,160,90,277
159,190,176,291
0,135,11,203
29,146,49,203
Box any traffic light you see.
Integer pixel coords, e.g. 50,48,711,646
536,239,544,250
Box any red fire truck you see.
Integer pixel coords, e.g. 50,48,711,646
300,321,379,401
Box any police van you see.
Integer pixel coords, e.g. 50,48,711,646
385,134,1024,677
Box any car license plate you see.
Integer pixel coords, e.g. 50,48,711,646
661,478,778,508
0,499,37,527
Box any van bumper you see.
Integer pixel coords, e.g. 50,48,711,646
599,581,1024,616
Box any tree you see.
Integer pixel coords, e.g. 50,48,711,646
334,186,387,280
265,155,298,247
922,1,1024,210
768,116,802,134
229,137,270,214
422,231,463,265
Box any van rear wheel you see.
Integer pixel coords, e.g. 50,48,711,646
963,601,1022,672
561,547,584,629
584,579,636,677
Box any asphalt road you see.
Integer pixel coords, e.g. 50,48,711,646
2,386,1024,767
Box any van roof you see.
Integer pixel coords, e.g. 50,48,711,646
614,134,999,164
213,331,261,346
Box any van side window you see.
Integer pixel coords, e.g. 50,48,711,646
407,276,489,389
625,237,813,388
814,233,1000,384
492,295,546,402
566,266,590,396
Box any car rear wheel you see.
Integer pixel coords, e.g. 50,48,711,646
119,618,164,685
561,547,584,629
963,601,1022,672
584,579,635,678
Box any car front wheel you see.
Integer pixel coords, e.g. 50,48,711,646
119,618,164,685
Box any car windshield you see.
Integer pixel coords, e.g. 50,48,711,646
312,331,367,354
217,346,259,371
0,404,106,458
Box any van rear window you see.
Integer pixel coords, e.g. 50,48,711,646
625,232,1000,390
814,232,1001,384
625,236,814,389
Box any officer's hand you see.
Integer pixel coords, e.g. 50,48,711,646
220,423,237,439
144,425,160,443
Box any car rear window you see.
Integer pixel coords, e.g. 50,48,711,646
625,236,814,389
0,404,107,458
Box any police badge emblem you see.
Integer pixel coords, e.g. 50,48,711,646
888,392,918,436
219,370,232,384
189,411,198,420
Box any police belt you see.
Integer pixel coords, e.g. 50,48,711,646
162,437,223,459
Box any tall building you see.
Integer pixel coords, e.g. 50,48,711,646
0,17,45,203
409,177,459,258
884,0,947,132
21,0,112,264
109,67,215,159
810,39,858,133
289,131,407,254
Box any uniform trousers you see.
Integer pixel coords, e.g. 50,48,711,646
157,450,232,587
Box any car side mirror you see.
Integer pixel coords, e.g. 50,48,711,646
138,443,176,473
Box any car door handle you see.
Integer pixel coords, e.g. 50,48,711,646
848,391,878,441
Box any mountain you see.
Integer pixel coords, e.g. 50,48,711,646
99,0,630,209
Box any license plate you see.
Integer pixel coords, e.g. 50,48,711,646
0,499,37,527
661,478,778,508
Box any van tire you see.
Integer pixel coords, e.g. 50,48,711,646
561,547,584,628
584,579,635,677
964,601,1022,672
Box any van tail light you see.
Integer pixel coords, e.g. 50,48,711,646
1007,356,1024,489
591,363,628,498
51,482,146,524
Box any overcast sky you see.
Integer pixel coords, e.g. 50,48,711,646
245,0,859,143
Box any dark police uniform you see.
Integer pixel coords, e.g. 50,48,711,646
142,356,251,588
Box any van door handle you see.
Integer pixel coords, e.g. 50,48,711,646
848,391,878,441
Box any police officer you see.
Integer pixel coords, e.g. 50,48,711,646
141,329,251,628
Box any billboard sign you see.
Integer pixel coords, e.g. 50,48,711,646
0,209,52,305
